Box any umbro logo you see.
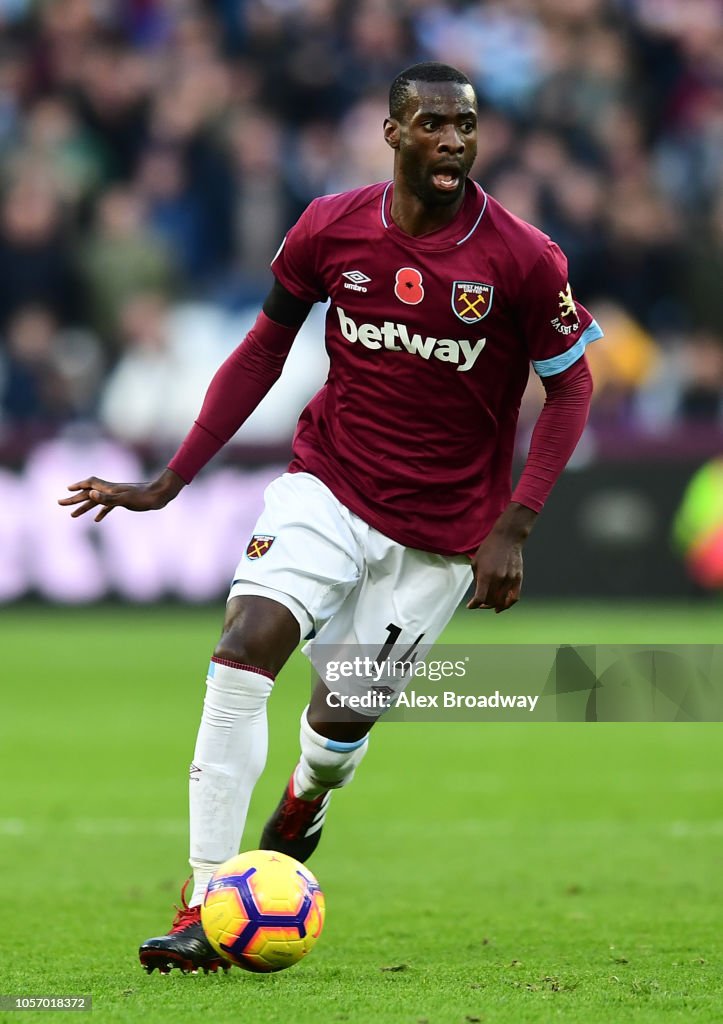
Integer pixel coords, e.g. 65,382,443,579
342,270,371,293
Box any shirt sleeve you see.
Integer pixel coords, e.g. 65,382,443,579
511,355,593,513
520,241,603,377
270,200,328,304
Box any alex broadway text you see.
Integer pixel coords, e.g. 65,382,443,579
325,690,540,712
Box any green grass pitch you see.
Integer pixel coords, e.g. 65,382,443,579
2,601,722,1023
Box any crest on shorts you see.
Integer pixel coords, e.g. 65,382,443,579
246,534,275,560
452,281,494,323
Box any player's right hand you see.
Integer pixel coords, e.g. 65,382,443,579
57,469,185,523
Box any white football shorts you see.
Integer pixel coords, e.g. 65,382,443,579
229,472,472,706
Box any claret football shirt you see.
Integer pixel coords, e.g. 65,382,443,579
271,179,602,556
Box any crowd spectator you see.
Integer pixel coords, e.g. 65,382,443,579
0,180,79,328
0,303,103,435
0,0,721,447
76,185,177,352
0,305,62,428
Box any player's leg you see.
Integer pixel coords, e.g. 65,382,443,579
258,679,372,861
188,595,300,904
140,472,362,973
259,526,472,862
140,594,299,975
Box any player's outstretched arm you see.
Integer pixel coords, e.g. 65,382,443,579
59,280,314,525
58,467,185,523
468,502,537,613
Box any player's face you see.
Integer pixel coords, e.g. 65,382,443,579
388,81,478,208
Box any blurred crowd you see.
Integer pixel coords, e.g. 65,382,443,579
0,0,722,455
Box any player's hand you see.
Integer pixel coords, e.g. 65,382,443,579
468,503,537,613
57,468,185,523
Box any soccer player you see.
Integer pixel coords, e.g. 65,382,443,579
59,63,601,974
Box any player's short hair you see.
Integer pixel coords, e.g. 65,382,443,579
389,62,473,121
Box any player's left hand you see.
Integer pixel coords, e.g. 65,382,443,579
57,469,185,522
468,503,537,613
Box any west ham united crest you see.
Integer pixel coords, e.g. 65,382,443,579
246,534,275,559
452,281,494,323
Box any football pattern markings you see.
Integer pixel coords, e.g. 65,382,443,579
206,868,322,968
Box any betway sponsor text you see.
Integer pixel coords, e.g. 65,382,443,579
337,306,486,372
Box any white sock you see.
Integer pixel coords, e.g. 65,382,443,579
292,706,369,800
188,658,273,906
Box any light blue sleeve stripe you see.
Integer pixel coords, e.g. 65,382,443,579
324,735,369,753
532,319,604,377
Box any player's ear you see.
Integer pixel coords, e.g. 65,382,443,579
384,117,400,150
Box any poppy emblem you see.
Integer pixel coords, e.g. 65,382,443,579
395,267,424,305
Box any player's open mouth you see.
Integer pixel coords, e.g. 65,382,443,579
432,172,460,192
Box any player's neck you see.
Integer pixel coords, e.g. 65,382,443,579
389,180,467,238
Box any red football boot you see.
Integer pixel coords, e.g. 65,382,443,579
139,878,230,975
259,776,331,862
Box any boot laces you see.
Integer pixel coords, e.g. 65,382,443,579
170,877,201,932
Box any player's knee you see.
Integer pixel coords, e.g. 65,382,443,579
214,623,276,674
214,596,299,675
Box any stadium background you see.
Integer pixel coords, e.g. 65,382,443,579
0,0,721,601
2,2,722,1022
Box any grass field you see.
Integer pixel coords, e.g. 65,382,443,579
2,601,722,1024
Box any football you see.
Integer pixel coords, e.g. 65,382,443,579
201,850,325,972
